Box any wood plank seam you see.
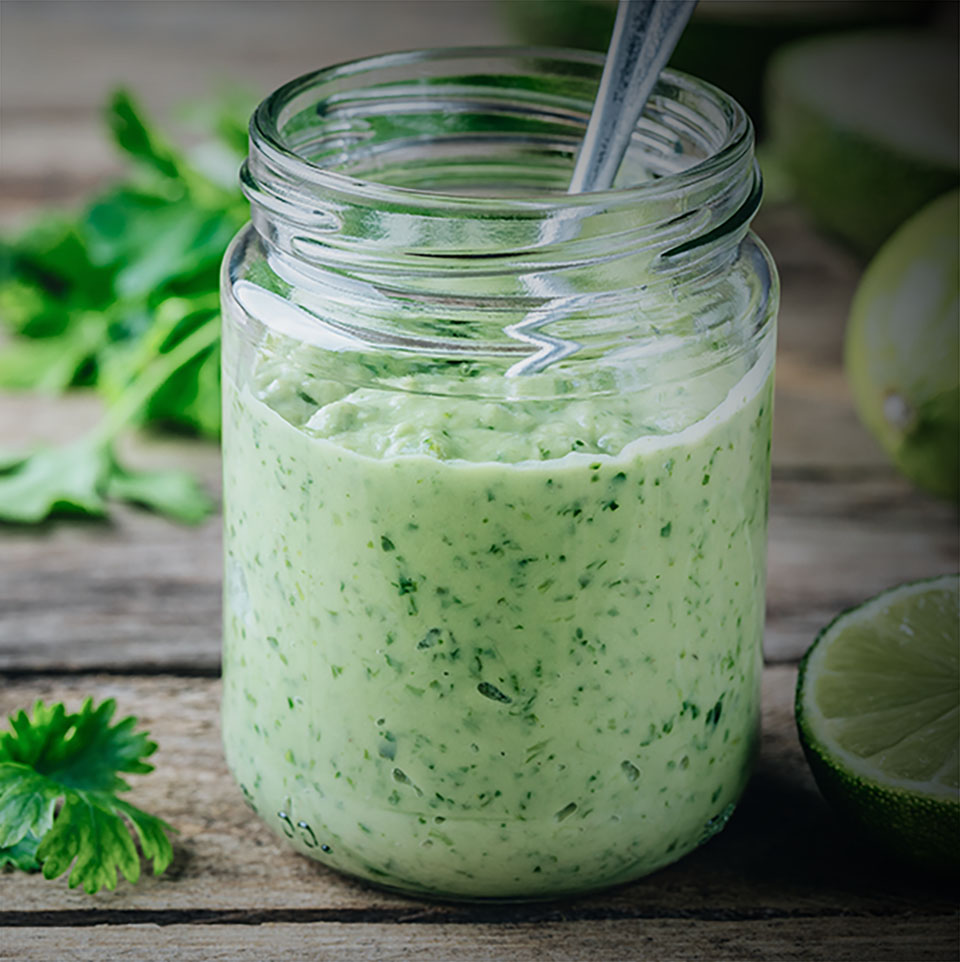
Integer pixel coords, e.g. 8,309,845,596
2,906,952,928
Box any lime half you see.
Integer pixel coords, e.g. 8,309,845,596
796,575,960,873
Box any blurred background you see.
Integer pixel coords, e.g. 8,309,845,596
2,0,957,228
0,1,512,227
1,6,957,950
0,0,960,644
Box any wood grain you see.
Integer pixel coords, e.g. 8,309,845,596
0,669,956,935
4,917,959,962
3,3,957,959
1,38,955,675
0,1,510,226
1,453,952,672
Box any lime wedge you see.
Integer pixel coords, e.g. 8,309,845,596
796,575,960,873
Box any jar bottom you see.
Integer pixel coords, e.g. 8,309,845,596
223,740,754,903
295,804,742,904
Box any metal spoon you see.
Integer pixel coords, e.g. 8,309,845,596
570,0,697,194
506,0,697,376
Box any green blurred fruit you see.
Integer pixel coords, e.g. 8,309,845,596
767,30,959,256
796,575,960,874
845,190,959,500
502,1,935,136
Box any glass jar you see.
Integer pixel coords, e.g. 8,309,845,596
220,48,777,901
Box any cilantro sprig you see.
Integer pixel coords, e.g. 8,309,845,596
0,320,218,523
0,88,251,524
0,698,175,893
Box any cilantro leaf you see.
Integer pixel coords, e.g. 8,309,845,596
106,89,242,213
143,338,221,437
0,439,214,526
0,278,64,337
114,206,238,302
3,217,113,310
0,450,28,472
0,832,41,872
0,319,219,525
82,187,175,269
0,313,105,392
0,698,174,893
0,441,111,522
107,461,213,524
106,89,185,183
0,87,245,522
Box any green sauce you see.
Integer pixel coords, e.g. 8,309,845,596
221,346,773,899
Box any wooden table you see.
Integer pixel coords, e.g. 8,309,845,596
1,3,958,959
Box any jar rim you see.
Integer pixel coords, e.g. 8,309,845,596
248,45,754,215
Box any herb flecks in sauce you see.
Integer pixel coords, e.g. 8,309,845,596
222,353,773,898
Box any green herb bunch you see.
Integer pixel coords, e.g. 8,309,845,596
0,698,175,893
0,90,251,523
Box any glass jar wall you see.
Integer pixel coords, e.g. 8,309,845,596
220,48,778,900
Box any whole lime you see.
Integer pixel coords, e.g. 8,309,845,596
845,190,959,501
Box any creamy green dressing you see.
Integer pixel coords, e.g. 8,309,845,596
221,345,773,899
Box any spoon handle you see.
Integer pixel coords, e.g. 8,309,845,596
568,0,697,194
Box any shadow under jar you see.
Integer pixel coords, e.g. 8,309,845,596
220,47,778,901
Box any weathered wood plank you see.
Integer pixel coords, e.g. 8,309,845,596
0,396,223,672
772,356,888,471
0,0,510,224
1,453,952,671
3,917,959,962
766,475,958,659
0,92,955,673
2,4,955,958
0,669,955,925
0,0,511,234
754,205,864,365
0,0,511,115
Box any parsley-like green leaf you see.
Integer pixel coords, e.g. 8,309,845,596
0,441,111,522
144,338,221,437
0,439,213,526
0,698,175,893
106,89,185,183
0,450,28,472
0,277,64,337
106,89,242,213
0,87,244,522
0,313,105,392
1,217,113,317
0,319,219,525
107,461,213,524
0,833,41,872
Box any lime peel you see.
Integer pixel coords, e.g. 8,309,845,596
845,190,960,501
796,575,960,873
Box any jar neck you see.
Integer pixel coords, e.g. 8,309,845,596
242,49,759,293
232,49,770,388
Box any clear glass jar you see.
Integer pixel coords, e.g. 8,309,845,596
220,48,777,901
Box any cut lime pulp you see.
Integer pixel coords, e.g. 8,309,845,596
796,575,959,873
